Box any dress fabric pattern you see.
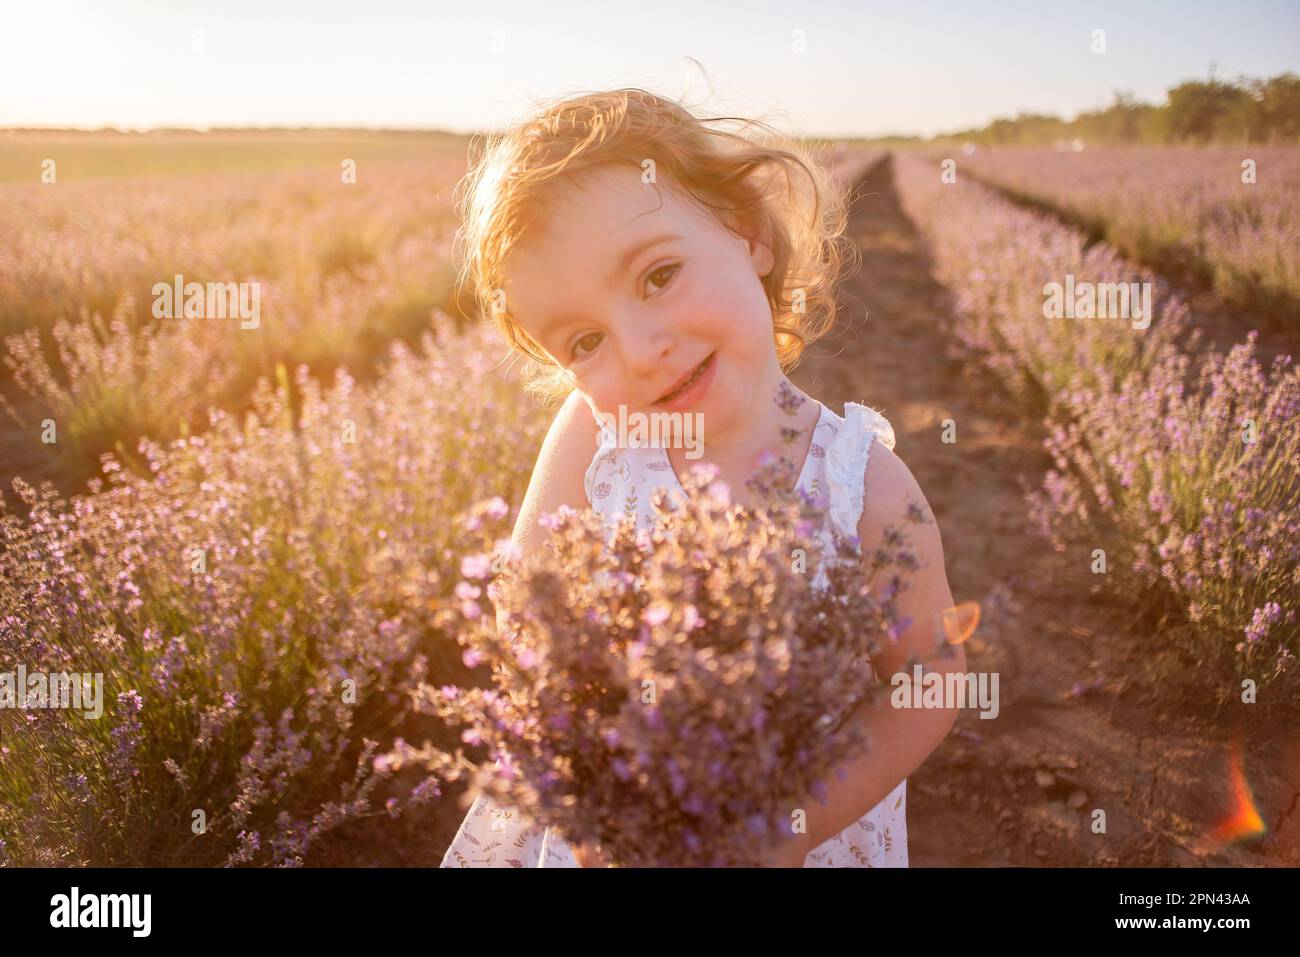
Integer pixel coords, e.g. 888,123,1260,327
440,399,907,868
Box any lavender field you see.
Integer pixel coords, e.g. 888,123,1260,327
1,132,469,484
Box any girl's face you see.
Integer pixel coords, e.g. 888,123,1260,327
503,164,780,440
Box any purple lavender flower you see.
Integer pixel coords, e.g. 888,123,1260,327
1245,602,1283,644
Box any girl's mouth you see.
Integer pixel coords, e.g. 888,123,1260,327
654,352,716,407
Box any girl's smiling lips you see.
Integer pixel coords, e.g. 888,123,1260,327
654,351,716,408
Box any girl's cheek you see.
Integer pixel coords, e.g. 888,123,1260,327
580,364,624,413
698,279,758,337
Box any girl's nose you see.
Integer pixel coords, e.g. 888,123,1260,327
616,321,674,380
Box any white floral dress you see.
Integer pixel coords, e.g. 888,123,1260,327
440,399,908,867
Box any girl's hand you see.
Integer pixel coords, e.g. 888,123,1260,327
572,840,614,868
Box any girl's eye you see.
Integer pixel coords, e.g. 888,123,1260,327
645,263,680,295
569,331,604,361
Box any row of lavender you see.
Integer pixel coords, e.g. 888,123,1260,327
0,322,549,865
957,147,1300,320
892,151,1298,698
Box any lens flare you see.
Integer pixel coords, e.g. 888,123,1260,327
941,601,981,645
1207,737,1266,846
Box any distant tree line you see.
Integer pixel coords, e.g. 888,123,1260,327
871,72,1300,148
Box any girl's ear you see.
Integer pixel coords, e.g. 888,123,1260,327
743,214,775,278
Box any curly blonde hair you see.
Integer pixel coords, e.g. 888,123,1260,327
453,87,858,406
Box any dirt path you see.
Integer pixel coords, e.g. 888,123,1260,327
791,154,1300,867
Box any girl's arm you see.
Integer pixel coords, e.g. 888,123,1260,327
506,387,600,566
783,441,965,857
495,387,596,643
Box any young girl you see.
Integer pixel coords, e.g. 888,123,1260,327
439,89,962,867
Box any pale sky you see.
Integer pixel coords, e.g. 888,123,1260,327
2,0,1296,138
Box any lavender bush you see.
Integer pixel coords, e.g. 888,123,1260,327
1030,330,1299,692
0,323,546,865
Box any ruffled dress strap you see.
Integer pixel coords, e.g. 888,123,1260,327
822,401,895,546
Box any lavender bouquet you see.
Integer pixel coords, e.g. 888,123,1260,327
400,463,924,867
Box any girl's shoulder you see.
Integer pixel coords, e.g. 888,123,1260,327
512,390,601,560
